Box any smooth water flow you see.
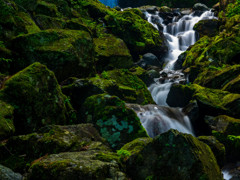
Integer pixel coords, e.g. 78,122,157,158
147,10,216,106
127,104,194,137
131,9,216,137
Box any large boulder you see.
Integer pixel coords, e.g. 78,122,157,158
62,69,154,115
0,62,75,134
9,29,95,81
27,150,126,180
136,53,163,69
83,94,148,149
125,129,222,180
104,9,167,60
194,19,219,38
193,3,210,11
0,100,14,140
0,123,109,173
94,34,133,71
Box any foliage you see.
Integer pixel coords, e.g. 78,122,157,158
226,0,240,18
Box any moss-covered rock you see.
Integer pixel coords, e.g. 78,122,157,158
0,164,22,180
9,29,95,81
193,19,219,38
167,84,240,118
0,123,109,173
104,9,167,60
0,100,14,140
94,34,133,71
198,136,226,167
0,62,75,134
194,65,240,91
125,129,222,180
27,150,126,180
62,69,154,115
83,94,148,149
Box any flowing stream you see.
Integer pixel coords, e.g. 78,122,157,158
131,9,216,137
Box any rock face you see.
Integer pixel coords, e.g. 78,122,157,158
0,100,14,140
0,124,110,173
125,129,222,180
83,94,148,149
27,150,126,180
104,9,168,60
0,63,75,134
0,164,22,180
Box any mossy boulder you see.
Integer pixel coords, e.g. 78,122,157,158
0,123,109,173
62,69,154,115
104,9,167,60
118,137,152,161
125,129,222,180
198,136,226,167
194,65,240,91
9,29,95,81
0,164,22,180
27,150,126,180
94,34,133,71
83,94,148,149
167,84,240,118
0,62,75,134
0,100,14,140
193,19,219,38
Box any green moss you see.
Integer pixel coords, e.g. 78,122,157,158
83,94,148,149
0,100,14,140
10,29,95,81
0,62,75,134
104,9,166,59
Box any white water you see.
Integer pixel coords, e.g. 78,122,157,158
146,10,216,106
127,104,194,137
222,170,233,180
130,9,217,137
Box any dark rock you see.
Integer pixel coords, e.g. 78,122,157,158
0,164,22,180
125,129,222,180
136,53,162,69
192,10,204,16
194,19,219,38
173,52,187,70
193,3,210,11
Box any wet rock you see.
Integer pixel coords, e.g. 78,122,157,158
0,164,22,180
193,3,210,11
125,129,222,180
136,53,163,69
194,19,219,38
173,52,187,70
27,150,126,180
83,94,148,149
181,9,192,15
0,62,75,134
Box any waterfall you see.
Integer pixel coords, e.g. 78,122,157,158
127,104,194,137
99,0,118,8
130,8,216,137
146,10,216,106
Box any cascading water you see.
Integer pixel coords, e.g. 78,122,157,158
148,10,216,106
130,9,217,137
